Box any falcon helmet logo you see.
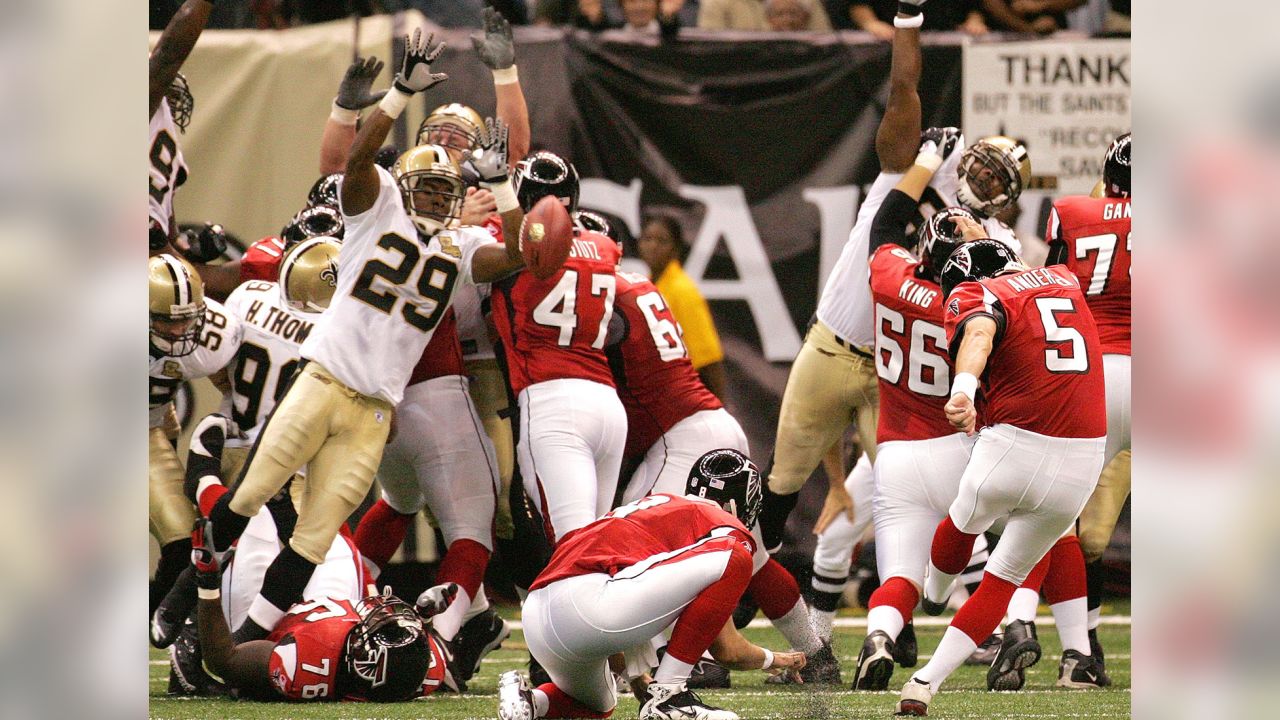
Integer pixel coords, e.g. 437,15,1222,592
351,645,390,687
948,297,960,316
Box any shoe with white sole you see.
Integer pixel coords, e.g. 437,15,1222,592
497,670,535,720
895,677,934,716
639,681,739,720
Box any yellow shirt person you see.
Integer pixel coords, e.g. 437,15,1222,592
638,214,727,399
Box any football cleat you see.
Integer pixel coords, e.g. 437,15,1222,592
640,681,739,720
895,677,934,716
529,652,551,686
1056,649,1107,689
800,640,842,684
895,622,919,667
150,566,197,648
852,631,897,691
686,657,731,689
1088,627,1113,687
965,633,1001,666
497,670,535,720
731,596,758,629
986,620,1041,691
452,606,511,684
167,618,225,696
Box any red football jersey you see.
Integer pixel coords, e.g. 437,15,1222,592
406,308,464,385
267,597,360,701
241,236,287,283
530,494,754,590
610,272,722,458
1046,196,1131,355
490,230,621,394
945,266,1106,439
869,245,958,443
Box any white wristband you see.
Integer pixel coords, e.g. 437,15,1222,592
378,88,412,120
492,65,519,86
197,587,221,601
761,648,774,670
951,372,979,402
913,151,943,173
894,13,924,28
330,101,359,126
486,180,520,214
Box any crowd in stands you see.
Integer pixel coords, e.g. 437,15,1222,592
150,0,1131,36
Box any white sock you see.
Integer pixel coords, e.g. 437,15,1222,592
465,585,491,620
911,626,978,693
246,595,286,633
1006,587,1040,623
531,687,550,716
653,655,696,685
809,607,836,642
1087,604,1102,630
923,562,957,605
867,605,905,640
771,599,823,654
1051,597,1090,655
433,586,473,642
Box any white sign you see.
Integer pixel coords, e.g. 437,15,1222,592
963,39,1130,196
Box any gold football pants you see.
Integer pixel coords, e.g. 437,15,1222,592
149,426,196,546
230,361,392,564
770,321,879,495
466,358,516,540
1078,448,1131,563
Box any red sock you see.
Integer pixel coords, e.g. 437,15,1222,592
537,682,614,718
951,572,1019,645
930,516,978,575
1021,550,1052,591
1041,535,1088,604
749,558,800,620
666,539,753,664
869,576,919,620
352,499,412,570
197,482,228,518
437,538,491,599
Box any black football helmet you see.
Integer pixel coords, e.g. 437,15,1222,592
686,449,763,530
514,151,579,214
281,205,344,249
308,173,343,208
343,591,432,702
916,206,979,283
575,210,615,241
168,72,193,132
1103,132,1131,198
939,239,1024,299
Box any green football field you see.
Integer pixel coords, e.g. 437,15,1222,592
149,604,1130,720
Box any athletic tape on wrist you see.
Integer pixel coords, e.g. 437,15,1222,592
378,89,411,120
486,180,519,213
492,65,519,85
914,151,943,172
951,372,979,402
761,648,775,670
330,101,359,126
894,13,924,28
197,587,221,600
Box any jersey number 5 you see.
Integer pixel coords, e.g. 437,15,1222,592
1036,297,1089,373
351,232,458,333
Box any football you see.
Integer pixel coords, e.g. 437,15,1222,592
519,195,574,280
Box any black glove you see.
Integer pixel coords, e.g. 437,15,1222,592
178,222,228,263
415,582,459,620
336,56,388,110
393,28,448,95
150,222,169,253
898,0,926,17
470,6,515,71
919,126,963,163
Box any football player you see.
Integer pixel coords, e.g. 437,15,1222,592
1045,132,1132,680
496,450,806,720
759,0,1027,552
203,29,527,645
896,239,1107,715
149,0,213,255
490,151,627,545
149,254,241,616
607,270,839,684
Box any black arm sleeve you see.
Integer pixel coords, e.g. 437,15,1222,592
947,302,1007,362
868,189,921,255
1045,240,1068,266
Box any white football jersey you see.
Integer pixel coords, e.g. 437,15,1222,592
148,98,189,236
453,272,496,361
219,281,319,448
149,298,241,428
816,145,1020,349
301,167,491,405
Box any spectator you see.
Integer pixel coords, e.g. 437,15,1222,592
535,0,617,29
637,214,729,400
764,0,811,31
827,0,986,37
979,0,1086,35
620,0,684,36
698,0,832,31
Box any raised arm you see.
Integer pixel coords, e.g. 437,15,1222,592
472,7,531,165
320,56,388,175
150,0,215,117
467,117,526,282
342,30,449,217
874,1,925,173
869,127,964,254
